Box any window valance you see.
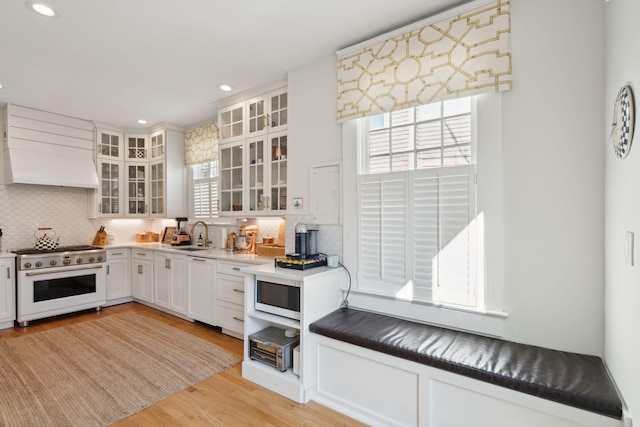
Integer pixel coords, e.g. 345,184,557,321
337,0,511,123
184,122,219,166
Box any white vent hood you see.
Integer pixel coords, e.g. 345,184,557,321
3,104,99,189
4,149,99,189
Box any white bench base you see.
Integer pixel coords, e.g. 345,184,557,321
312,335,630,427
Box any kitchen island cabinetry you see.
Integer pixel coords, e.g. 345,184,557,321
187,255,216,325
154,252,187,315
242,264,346,403
216,260,247,339
131,249,154,303
0,256,15,329
105,248,132,305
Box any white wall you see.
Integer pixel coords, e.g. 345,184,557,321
287,55,343,216
604,0,640,418
499,0,605,354
290,0,607,355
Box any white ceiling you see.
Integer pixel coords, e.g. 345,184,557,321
0,0,469,130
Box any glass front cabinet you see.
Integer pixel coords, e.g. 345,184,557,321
94,126,185,219
218,88,288,216
96,129,124,217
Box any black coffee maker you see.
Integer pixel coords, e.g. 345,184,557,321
293,223,318,259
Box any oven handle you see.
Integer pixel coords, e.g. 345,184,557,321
25,265,104,277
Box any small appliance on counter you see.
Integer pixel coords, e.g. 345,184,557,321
275,223,326,269
171,217,192,246
237,224,258,254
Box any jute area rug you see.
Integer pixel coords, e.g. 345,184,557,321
0,312,242,427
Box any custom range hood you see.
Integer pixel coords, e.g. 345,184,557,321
4,149,99,189
2,104,99,189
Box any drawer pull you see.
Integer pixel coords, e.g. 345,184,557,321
136,252,147,257
233,288,245,293
191,258,205,262
232,267,241,271
111,252,123,256
232,316,245,323
6,267,10,280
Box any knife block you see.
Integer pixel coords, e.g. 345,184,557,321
92,230,108,246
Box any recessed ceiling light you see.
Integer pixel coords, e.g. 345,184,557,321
0,84,4,89
137,119,148,125
25,1,57,17
219,84,233,92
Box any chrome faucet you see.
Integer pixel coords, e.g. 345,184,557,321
190,221,212,247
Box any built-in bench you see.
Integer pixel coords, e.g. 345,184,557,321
309,307,625,427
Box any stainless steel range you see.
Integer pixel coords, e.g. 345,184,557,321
13,245,107,326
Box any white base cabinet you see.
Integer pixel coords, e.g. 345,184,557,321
105,248,132,305
154,252,187,315
313,336,628,427
131,249,154,303
241,265,346,404
0,258,15,329
216,260,247,339
187,256,216,325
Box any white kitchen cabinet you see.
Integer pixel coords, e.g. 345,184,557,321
148,126,186,218
187,256,216,325
242,265,346,404
96,129,124,217
0,258,15,328
131,250,154,303
219,88,288,216
105,248,131,304
216,260,248,339
125,162,149,216
219,102,245,142
95,125,185,219
219,142,244,214
154,252,187,315
125,134,148,161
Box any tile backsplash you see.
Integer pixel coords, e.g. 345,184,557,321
0,184,344,257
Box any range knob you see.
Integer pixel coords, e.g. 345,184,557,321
96,256,104,262
76,258,83,264
88,257,95,263
35,261,43,268
63,259,71,265
50,260,57,266
24,262,32,269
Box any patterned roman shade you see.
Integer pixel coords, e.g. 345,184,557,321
184,122,219,166
337,0,511,123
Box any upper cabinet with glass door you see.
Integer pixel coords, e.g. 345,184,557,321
125,134,148,161
150,130,165,160
96,129,124,217
219,102,245,143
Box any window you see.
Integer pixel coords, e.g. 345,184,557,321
192,161,219,219
357,98,477,307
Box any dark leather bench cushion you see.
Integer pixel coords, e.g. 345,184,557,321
310,307,622,419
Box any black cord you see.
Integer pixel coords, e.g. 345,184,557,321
319,253,352,308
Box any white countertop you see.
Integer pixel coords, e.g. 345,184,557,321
105,242,273,264
0,251,17,259
242,262,344,281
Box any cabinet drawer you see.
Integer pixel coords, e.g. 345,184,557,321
107,248,130,260
217,301,244,335
217,260,250,275
217,274,245,305
132,249,154,260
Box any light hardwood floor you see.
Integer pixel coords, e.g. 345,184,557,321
0,303,365,426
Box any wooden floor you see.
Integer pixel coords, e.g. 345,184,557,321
0,303,365,426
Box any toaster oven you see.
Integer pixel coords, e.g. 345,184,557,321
249,327,299,371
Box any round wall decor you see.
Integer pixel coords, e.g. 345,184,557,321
611,85,635,159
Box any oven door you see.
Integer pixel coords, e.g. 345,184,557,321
17,264,106,323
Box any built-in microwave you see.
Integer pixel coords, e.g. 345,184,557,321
255,278,301,320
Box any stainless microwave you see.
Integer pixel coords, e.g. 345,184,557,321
255,279,301,320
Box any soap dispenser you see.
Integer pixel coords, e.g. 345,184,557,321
197,233,204,247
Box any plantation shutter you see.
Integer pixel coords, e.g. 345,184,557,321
193,178,218,218
358,164,475,305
